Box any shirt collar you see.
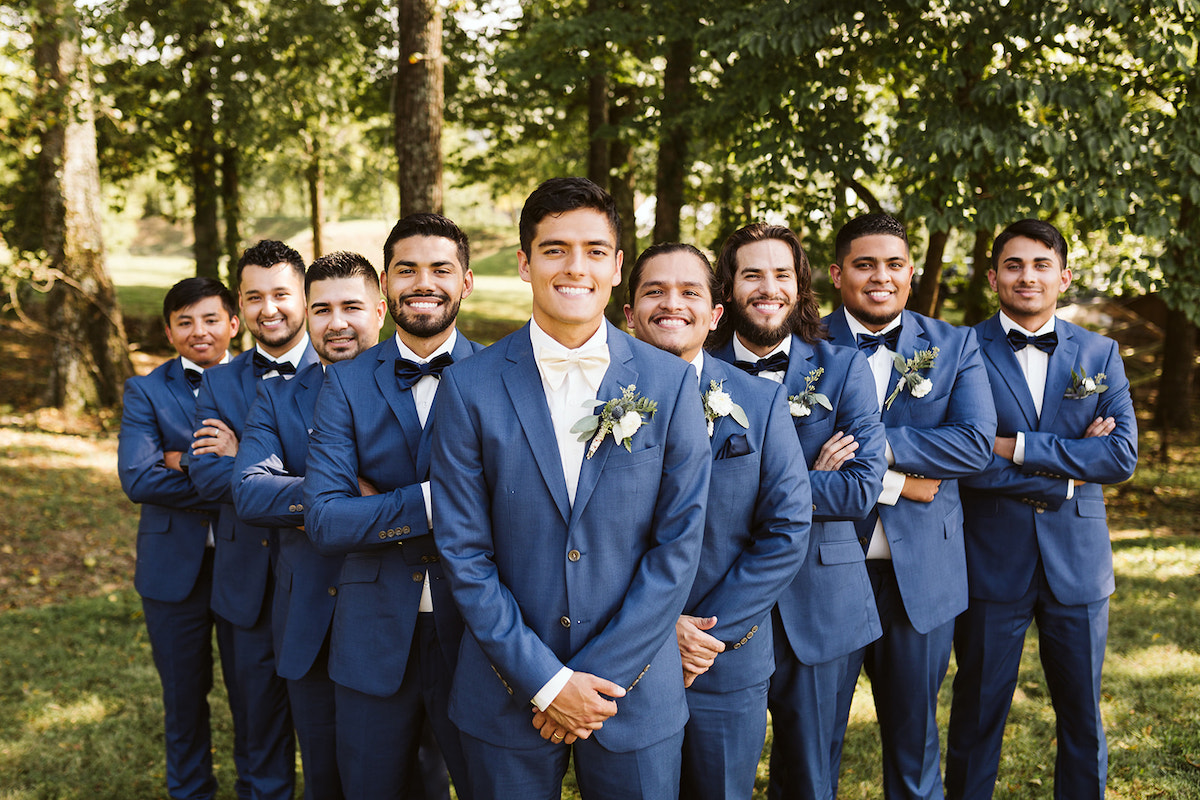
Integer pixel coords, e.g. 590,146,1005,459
732,333,789,364
998,310,1056,338
179,353,229,373
689,351,705,386
395,328,458,363
528,317,608,359
256,332,310,369
843,308,903,343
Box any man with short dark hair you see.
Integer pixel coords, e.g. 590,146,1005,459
304,215,482,799
432,178,711,798
824,213,996,800
190,239,318,800
708,222,887,800
623,242,811,800
233,251,387,800
118,277,240,799
945,219,1137,799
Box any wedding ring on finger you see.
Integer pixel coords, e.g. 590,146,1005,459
552,732,564,742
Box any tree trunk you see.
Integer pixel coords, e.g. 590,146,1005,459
605,90,637,328
394,0,444,216
909,227,949,317
306,134,326,259
34,0,133,413
1154,307,1195,431
962,227,993,326
189,34,220,280
653,36,693,244
220,144,242,275
585,0,610,190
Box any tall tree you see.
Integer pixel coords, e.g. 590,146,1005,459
395,0,444,215
32,0,132,412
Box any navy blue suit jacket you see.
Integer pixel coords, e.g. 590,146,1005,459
232,361,341,680
686,355,811,693
711,335,886,663
303,334,482,697
960,315,1137,605
191,343,320,627
118,358,219,603
431,322,711,752
824,309,996,633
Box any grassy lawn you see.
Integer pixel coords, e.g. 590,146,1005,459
0,422,1197,798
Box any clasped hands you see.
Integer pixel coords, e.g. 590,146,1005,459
531,672,626,745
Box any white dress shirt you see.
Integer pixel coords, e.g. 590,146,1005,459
255,333,310,379
527,318,611,711
396,329,459,613
732,334,790,384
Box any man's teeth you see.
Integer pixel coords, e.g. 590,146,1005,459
655,317,688,329
557,286,590,296
409,300,440,308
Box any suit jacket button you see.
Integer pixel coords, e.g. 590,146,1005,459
858,537,868,547
1036,507,1044,514
412,572,423,583
560,616,571,628
378,531,386,539
287,504,296,512
812,503,817,511
296,503,303,512
387,528,396,536
260,538,269,547
400,526,410,535
327,586,337,596
567,549,581,562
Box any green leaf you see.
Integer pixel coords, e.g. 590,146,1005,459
812,393,833,412
730,404,750,429
570,416,599,435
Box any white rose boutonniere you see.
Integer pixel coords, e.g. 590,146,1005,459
1064,368,1108,400
884,347,939,410
571,383,658,458
702,379,749,437
788,367,832,418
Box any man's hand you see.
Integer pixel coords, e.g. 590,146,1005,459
812,431,857,472
676,615,725,688
162,451,184,472
191,419,238,457
1083,416,1115,439
357,476,379,497
900,476,941,503
992,436,1017,461
533,672,626,742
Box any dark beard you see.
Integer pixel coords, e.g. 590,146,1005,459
389,293,461,338
729,300,804,350
848,306,902,329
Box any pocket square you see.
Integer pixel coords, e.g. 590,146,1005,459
715,433,752,460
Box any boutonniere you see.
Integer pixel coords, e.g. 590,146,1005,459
884,347,939,410
702,379,749,437
1064,368,1107,400
788,367,832,418
571,383,658,458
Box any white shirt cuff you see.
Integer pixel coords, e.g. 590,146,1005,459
1013,432,1026,465
878,469,906,506
421,481,433,530
884,439,895,466
532,667,574,711
1066,479,1075,500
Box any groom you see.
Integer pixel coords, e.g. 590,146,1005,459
431,177,711,799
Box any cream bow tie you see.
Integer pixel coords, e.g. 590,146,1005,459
538,345,609,392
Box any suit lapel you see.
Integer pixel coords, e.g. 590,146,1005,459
1039,321,1077,431
699,357,725,453
570,325,636,527
237,350,259,415
373,339,421,467
504,325,572,524
979,316,1039,430
417,333,478,478
166,358,196,419
781,334,818,398
882,310,929,421
294,364,323,439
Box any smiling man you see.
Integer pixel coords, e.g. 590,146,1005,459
189,240,318,800
823,213,995,800
623,242,810,800
945,220,1137,800
303,215,482,799
431,178,710,799
232,251,387,800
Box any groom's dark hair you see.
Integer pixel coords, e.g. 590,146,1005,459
519,177,622,258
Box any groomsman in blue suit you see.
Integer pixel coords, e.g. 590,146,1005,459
191,240,318,800
303,214,482,799
233,251,387,799
622,242,811,800
708,222,887,800
431,178,711,799
823,213,995,800
945,219,1137,800
119,278,240,800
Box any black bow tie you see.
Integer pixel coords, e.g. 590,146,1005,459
253,352,297,378
183,367,203,390
395,353,454,391
734,351,790,376
1006,329,1058,355
856,327,902,354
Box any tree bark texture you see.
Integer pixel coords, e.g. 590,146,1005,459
221,144,242,275
909,227,949,317
1156,195,1198,431
34,0,133,413
962,227,994,326
306,134,326,259
605,90,637,328
653,36,693,244
394,0,444,216
188,33,220,280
